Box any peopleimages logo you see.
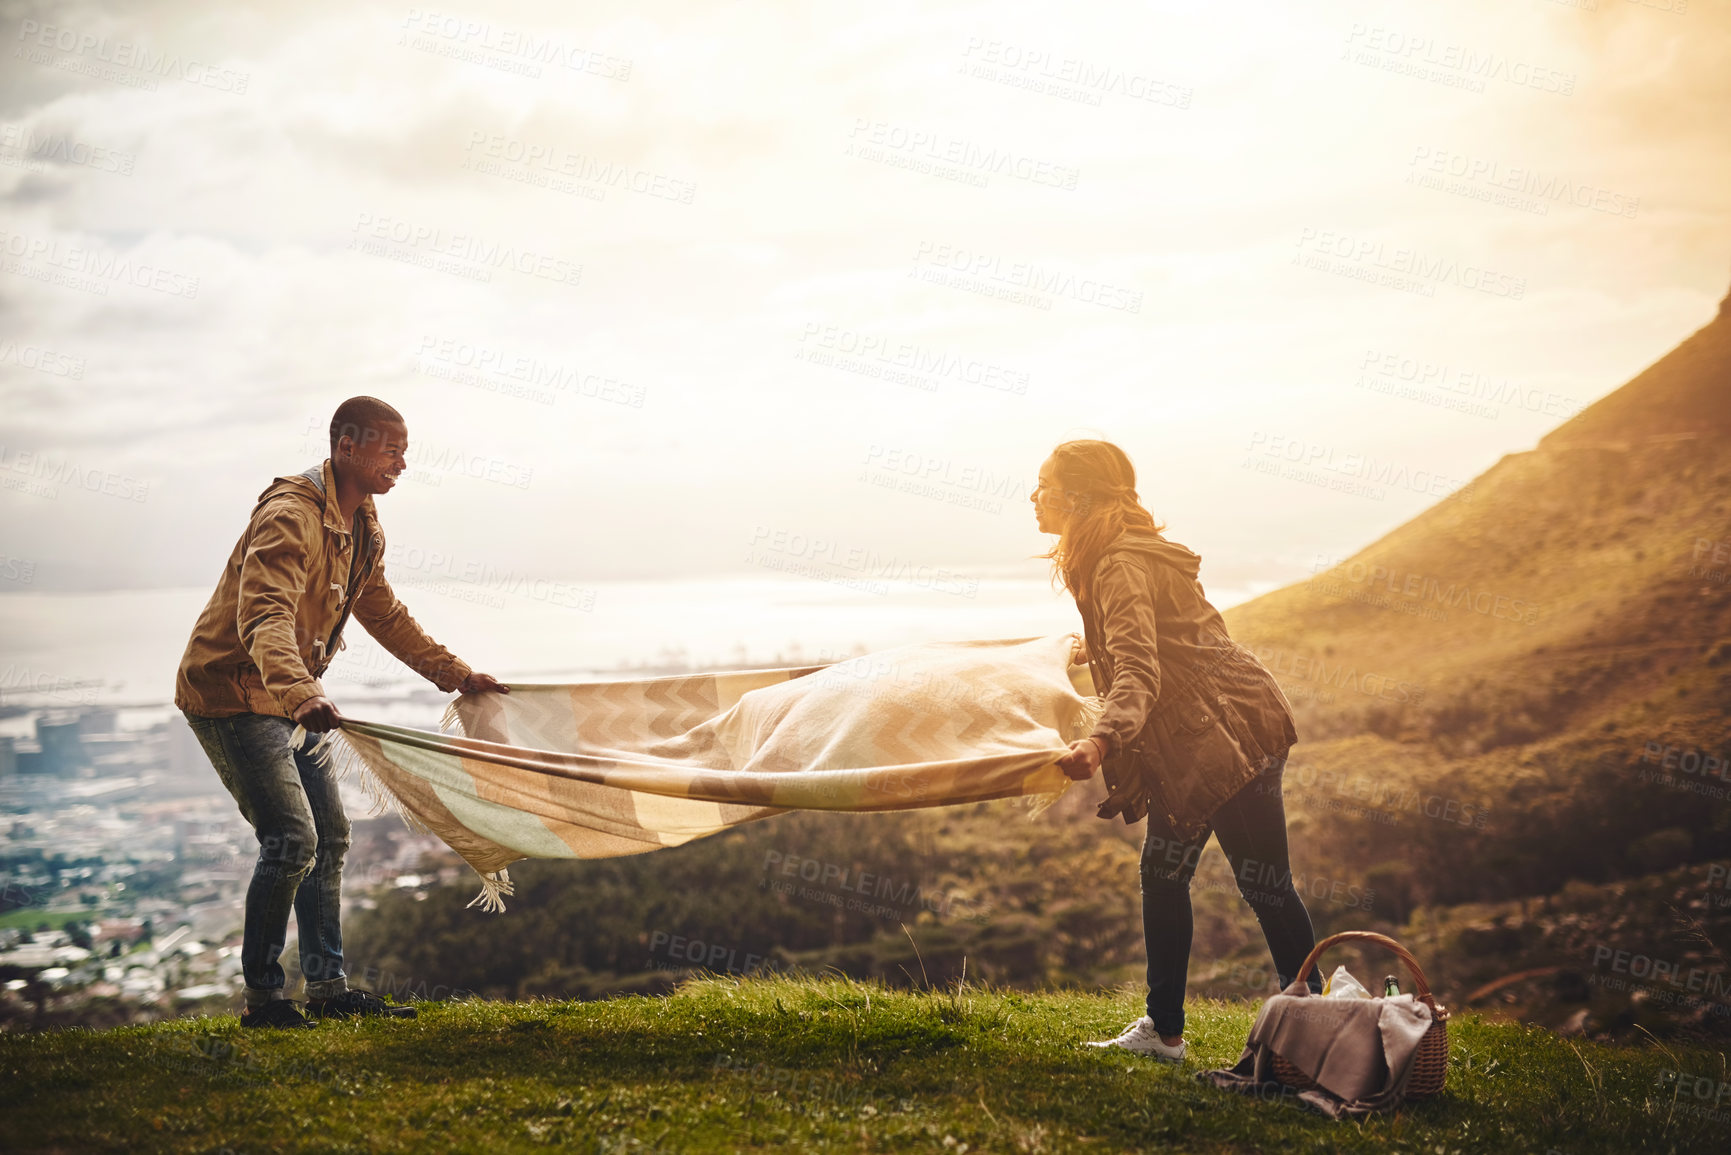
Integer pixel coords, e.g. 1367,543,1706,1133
1356,349,1581,420
415,336,645,408
399,9,633,81
1591,945,1731,1003
1245,432,1474,502
463,132,696,204
382,543,596,611
0,339,85,379
348,213,583,287
1341,24,1576,97
801,328,1029,395
745,526,980,598
15,19,251,94
1407,147,1639,219
0,228,200,299
1242,642,1425,705
647,931,790,977
845,119,1080,190
0,445,149,502
760,850,992,922
409,445,534,489
1293,229,1525,299
0,124,135,175
863,445,1022,488
958,37,1193,109
1310,555,1541,626
910,241,1142,313
1653,1069,1731,1125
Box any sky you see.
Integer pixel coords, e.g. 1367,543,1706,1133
1,0,1728,603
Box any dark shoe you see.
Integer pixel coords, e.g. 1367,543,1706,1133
240,999,316,1029
307,988,417,1021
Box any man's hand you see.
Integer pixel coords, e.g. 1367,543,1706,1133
292,695,343,734
457,672,510,695
1056,737,1106,781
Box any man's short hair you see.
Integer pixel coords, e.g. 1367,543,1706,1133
329,397,405,456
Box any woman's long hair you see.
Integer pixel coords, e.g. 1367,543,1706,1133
1039,439,1165,602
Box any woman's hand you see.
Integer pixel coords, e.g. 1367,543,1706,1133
1056,737,1106,780
1070,636,1090,665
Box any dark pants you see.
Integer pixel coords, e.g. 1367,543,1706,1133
1139,758,1320,1037
183,711,351,1006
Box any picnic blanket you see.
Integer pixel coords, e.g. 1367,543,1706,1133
315,634,1101,910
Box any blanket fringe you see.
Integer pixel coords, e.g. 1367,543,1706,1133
465,869,513,913
293,722,510,912
439,698,465,737
293,723,431,836
1075,694,1106,736
1024,789,1064,820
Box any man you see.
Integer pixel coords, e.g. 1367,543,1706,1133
175,397,507,1028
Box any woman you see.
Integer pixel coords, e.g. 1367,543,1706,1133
1035,439,1321,1062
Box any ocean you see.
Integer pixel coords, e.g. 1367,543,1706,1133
0,569,1265,732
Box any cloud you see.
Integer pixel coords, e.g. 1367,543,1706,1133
0,0,1727,598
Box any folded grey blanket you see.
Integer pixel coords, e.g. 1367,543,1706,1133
1199,991,1435,1117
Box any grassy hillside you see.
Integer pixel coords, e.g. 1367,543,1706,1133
1224,287,1731,758
1540,292,1731,448
1202,289,1731,923
6,976,1729,1154
1225,435,1731,754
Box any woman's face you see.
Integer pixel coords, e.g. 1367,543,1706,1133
1031,457,1077,535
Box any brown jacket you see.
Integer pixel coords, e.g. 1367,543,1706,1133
174,460,472,718
1078,530,1298,840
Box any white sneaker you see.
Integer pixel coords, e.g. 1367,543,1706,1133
1084,1016,1186,1061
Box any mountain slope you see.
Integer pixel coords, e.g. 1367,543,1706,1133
1226,286,1731,754
1542,289,1731,448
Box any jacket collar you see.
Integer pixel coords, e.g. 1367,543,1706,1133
297,458,377,539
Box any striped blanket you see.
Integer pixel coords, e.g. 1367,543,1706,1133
319,634,1101,910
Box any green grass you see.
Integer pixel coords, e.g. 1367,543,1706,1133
0,907,91,931
4,977,1729,1153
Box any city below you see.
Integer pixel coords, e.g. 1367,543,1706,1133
0,695,467,1030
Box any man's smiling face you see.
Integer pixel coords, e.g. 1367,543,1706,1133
341,419,407,495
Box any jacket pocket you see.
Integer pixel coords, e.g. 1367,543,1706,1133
1168,678,1226,736
1147,673,1255,837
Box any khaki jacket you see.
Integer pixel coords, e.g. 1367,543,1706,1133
175,460,472,718
1078,530,1299,840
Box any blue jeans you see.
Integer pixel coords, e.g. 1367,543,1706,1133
183,711,350,1006
1138,758,1320,1037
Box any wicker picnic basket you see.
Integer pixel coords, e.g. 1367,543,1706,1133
1272,930,1450,1100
